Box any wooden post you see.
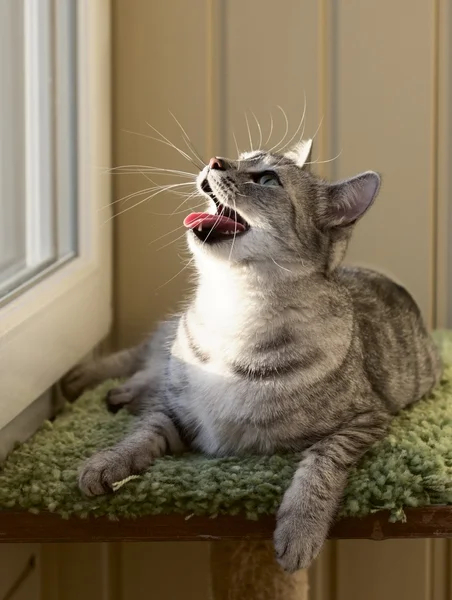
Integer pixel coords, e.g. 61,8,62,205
210,541,308,600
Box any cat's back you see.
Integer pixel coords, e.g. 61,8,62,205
335,265,441,410
336,265,422,317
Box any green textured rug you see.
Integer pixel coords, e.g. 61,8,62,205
1,331,452,522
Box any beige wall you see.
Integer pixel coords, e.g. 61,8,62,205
6,1,450,598
113,0,449,343
111,0,452,599
113,0,208,347
0,544,40,600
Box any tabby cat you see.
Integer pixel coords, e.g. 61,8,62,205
63,139,441,571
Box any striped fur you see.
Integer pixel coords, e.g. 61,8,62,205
64,144,441,572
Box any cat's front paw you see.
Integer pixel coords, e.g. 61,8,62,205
61,364,98,401
79,450,131,496
274,504,327,572
106,385,142,415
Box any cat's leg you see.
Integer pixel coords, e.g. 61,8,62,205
62,319,177,401
78,410,185,496
61,343,148,401
105,366,160,415
274,409,389,572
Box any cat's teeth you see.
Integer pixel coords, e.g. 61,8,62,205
197,224,203,232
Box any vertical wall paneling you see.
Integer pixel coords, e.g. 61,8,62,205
436,0,452,595
429,539,449,600
313,1,448,599
223,1,320,161
430,0,441,328
113,2,217,596
335,540,436,600
112,1,447,598
435,0,452,328
40,544,118,600
0,544,41,600
315,5,341,593
206,0,226,157
309,542,337,600
113,0,209,348
318,0,339,181
331,0,436,321
120,542,212,600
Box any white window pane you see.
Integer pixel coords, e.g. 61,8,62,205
0,0,78,301
25,0,54,268
0,1,26,282
55,0,78,257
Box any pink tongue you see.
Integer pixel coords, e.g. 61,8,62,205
184,212,245,233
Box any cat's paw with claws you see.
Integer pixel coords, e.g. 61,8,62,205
274,504,327,572
78,450,132,496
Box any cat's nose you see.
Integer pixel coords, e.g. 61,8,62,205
208,157,225,170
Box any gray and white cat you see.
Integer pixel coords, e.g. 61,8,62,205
63,139,441,572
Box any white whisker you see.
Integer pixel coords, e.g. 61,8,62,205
108,165,196,179
148,222,187,246
310,116,324,148
155,257,196,291
111,170,196,179
105,183,195,223
232,131,240,158
139,170,157,186
148,125,202,169
305,149,343,166
264,112,274,147
121,128,198,169
271,257,293,273
228,195,238,263
145,122,204,169
156,228,192,252
104,181,196,211
172,190,203,214
200,206,225,249
278,92,307,153
245,112,254,151
106,186,159,209
268,105,289,153
169,110,206,168
148,200,205,217
251,110,263,150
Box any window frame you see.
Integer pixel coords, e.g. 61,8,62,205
0,0,79,302
0,0,112,431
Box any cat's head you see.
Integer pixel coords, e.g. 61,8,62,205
184,141,380,273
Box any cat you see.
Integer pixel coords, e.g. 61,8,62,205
62,139,441,572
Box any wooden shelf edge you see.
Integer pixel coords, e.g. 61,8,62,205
1,506,452,543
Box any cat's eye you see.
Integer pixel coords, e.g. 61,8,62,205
257,173,281,187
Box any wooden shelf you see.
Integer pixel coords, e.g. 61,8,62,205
1,507,452,543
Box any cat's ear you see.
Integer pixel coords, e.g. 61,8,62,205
319,171,381,229
285,139,313,169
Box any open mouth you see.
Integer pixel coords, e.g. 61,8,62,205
183,179,250,243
